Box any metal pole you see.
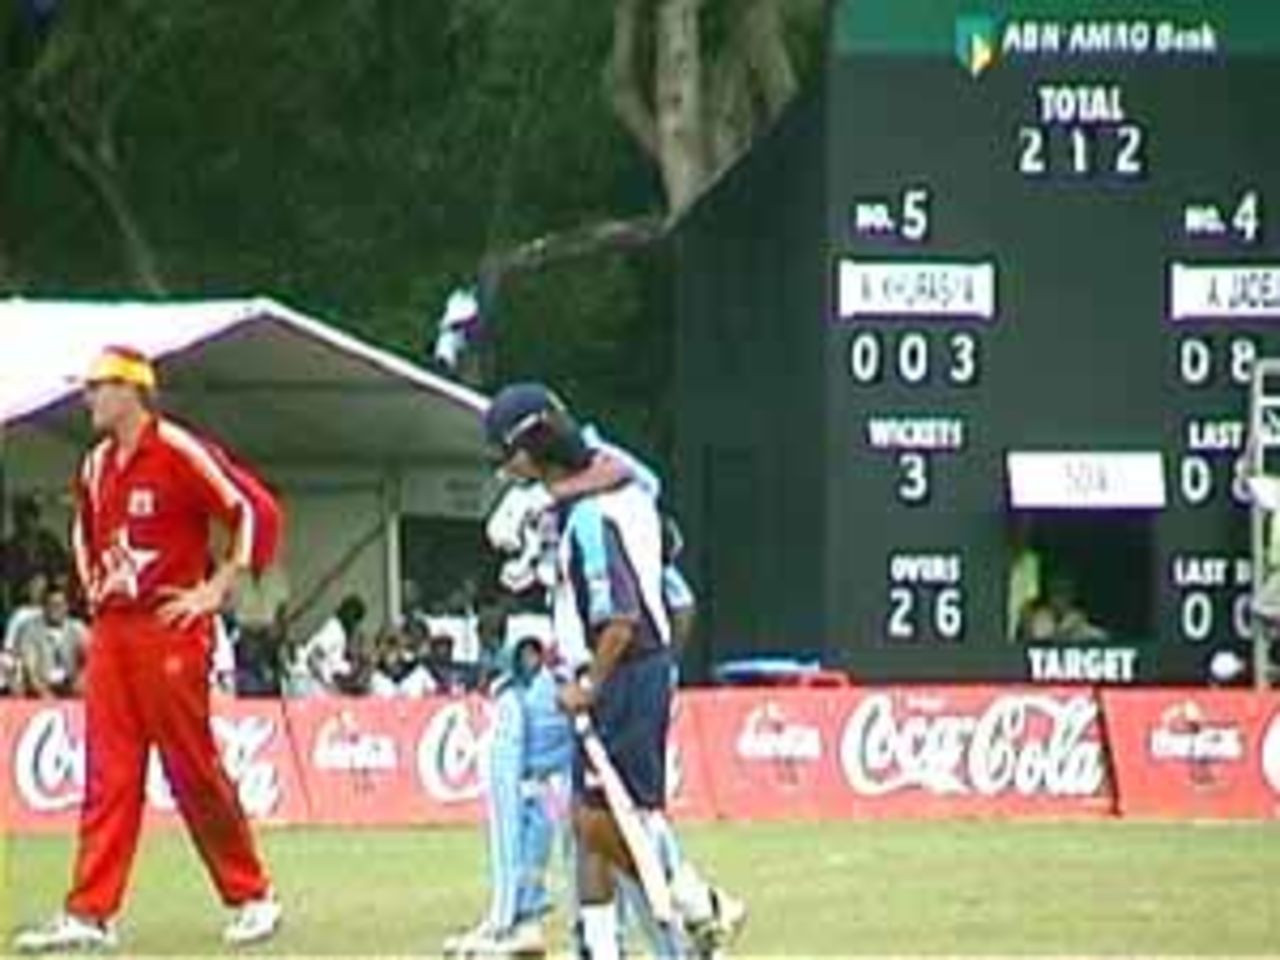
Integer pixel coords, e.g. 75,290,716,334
0,417,9,615
1249,359,1280,690
383,471,403,631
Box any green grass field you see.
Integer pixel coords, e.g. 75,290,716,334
3,821,1280,956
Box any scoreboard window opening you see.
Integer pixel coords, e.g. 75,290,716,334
1008,512,1155,644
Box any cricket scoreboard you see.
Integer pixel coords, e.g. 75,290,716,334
827,0,1280,682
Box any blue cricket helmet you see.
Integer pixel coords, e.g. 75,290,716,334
483,382,568,453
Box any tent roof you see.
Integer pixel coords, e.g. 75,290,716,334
0,297,490,468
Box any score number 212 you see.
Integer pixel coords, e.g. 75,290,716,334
1018,124,1145,178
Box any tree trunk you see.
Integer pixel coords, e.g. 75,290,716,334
741,0,797,119
482,214,666,285
653,0,706,217
24,101,166,294
705,43,753,175
90,158,166,295
604,0,659,160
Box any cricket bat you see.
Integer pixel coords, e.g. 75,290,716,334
575,715,676,925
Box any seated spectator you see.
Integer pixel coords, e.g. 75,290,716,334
14,583,87,698
423,634,465,695
286,594,366,697
210,605,238,696
0,648,18,696
2,495,69,608
5,572,49,652
400,578,430,636
1006,514,1042,641
1019,601,1060,642
232,563,291,696
334,625,376,696
1017,576,1108,642
369,629,436,698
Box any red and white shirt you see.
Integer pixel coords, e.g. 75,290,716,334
73,417,266,616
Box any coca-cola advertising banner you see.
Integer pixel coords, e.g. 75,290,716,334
695,689,842,821
834,687,1113,818
0,694,714,832
13,687,1280,830
285,697,494,826
3,698,309,833
1102,689,1280,819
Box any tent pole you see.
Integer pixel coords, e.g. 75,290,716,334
384,471,403,631
0,420,8,615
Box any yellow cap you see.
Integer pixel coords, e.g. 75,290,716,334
85,346,157,390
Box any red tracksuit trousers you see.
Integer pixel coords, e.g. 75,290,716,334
66,610,270,920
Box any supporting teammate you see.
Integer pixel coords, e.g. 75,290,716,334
13,347,283,954
483,383,745,959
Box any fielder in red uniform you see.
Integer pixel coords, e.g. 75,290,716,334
14,346,283,954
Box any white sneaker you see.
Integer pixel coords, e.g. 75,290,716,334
13,912,117,954
499,918,546,957
711,887,748,946
442,920,496,957
444,919,546,958
684,886,747,959
223,892,283,947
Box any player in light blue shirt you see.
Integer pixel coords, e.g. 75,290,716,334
481,383,745,960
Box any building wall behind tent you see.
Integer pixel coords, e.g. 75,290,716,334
270,475,387,644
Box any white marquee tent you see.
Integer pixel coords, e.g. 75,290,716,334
0,296,493,638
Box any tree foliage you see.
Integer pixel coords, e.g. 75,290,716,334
0,0,822,462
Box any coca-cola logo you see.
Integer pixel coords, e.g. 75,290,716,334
1263,713,1280,795
145,716,281,817
312,711,398,774
14,709,84,812
839,693,1105,798
13,708,281,819
212,716,282,817
1149,702,1244,783
416,701,491,803
736,704,823,763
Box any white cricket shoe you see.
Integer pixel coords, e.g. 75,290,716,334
444,919,546,958
442,920,496,958
494,918,547,957
223,891,283,947
12,912,118,954
711,887,748,946
684,886,747,959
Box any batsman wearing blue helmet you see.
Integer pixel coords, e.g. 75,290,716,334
480,383,745,960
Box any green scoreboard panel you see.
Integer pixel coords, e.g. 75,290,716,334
828,0,1280,683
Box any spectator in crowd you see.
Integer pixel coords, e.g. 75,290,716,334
400,578,430,636
1017,576,1108,642
14,582,87,698
2,495,68,609
286,594,366,697
5,571,49,652
423,634,464,695
1006,514,1042,641
0,646,18,696
369,629,436,698
232,563,290,696
334,625,377,696
210,602,238,696
1018,601,1060,642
